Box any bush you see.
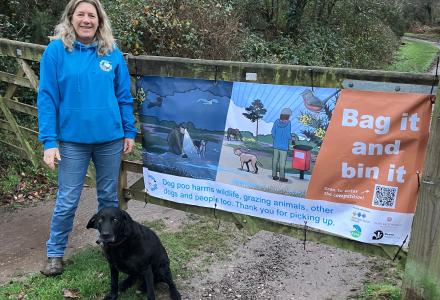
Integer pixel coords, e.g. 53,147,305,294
102,0,245,60
0,0,66,44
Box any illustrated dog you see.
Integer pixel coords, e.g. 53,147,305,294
233,148,263,174
86,207,181,300
193,139,207,157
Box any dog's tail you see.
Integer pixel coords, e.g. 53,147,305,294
257,160,263,167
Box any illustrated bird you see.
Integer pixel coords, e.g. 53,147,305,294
300,89,340,112
147,96,164,108
196,98,218,105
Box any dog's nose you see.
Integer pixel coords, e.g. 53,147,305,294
100,232,112,240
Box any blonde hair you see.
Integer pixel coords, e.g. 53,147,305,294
51,0,115,56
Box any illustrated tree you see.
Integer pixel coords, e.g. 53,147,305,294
242,99,267,143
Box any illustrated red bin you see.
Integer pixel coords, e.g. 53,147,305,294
292,145,313,179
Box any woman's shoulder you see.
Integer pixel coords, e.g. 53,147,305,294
40,39,65,61
107,44,123,57
44,39,65,54
47,39,64,48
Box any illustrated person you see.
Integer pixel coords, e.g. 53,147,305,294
167,122,188,158
37,0,136,276
271,107,292,182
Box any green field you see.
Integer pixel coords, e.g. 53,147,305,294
387,38,439,73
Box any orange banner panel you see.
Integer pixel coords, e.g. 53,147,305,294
306,89,432,213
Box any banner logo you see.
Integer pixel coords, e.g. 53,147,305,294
351,224,362,238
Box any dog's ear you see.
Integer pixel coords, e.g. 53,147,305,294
86,213,98,229
120,210,133,236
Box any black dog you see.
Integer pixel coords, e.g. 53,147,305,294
86,207,181,300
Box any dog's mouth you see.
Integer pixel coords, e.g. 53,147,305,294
97,236,116,244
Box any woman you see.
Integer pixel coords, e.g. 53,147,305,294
37,0,136,276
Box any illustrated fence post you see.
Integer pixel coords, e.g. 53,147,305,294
401,84,440,299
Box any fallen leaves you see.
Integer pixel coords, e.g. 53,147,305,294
16,291,26,300
62,288,81,299
0,172,56,207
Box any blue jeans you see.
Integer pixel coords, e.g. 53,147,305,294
47,139,123,257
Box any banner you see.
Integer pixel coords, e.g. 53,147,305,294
307,89,432,243
138,76,432,246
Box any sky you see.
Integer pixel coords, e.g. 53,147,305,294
138,76,232,131
137,77,340,134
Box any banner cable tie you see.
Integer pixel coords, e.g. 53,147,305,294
309,69,314,92
429,56,439,101
435,55,439,77
214,66,219,85
143,193,148,207
393,234,408,261
303,221,308,251
213,202,220,230
416,171,421,191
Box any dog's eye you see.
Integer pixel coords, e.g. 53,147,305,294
112,218,119,223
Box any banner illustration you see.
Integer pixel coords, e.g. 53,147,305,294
138,76,431,246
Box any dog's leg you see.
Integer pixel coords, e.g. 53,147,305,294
141,265,156,300
158,266,181,300
104,265,119,300
254,162,258,174
245,161,250,172
166,274,181,300
119,274,137,292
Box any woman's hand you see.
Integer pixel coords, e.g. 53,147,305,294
43,148,61,170
123,138,134,154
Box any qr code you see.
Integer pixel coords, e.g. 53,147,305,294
372,184,398,209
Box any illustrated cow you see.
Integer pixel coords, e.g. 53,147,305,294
226,128,243,141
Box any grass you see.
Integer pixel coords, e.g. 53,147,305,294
358,283,401,300
387,39,439,73
354,260,404,300
0,214,245,300
0,172,20,196
0,249,109,300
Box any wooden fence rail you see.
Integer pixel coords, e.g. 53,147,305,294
1,38,439,299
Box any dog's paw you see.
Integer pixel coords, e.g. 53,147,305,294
118,275,136,292
118,281,131,292
103,294,117,300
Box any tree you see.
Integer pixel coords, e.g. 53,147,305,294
0,0,67,44
242,99,267,142
286,0,309,36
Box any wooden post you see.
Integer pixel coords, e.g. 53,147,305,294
118,157,129,210
402,85,440,299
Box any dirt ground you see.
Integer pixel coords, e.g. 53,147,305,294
0,182,399,300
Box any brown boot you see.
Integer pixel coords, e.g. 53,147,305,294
41,257,64,276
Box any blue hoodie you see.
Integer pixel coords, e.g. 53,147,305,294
37,39,136,150
271,119,291,151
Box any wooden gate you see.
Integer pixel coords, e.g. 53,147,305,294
1,38,438,299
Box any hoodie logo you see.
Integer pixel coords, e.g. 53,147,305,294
99,60,112,72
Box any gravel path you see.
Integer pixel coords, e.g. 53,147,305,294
0,183,395,299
